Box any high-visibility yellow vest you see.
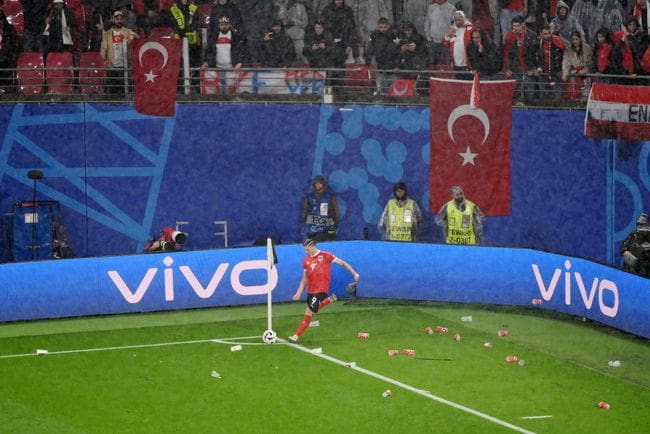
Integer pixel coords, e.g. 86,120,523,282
171,3,199,45
387,198,417,241
445,200,476,245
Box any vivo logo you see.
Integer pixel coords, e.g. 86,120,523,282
107,256,278,304
531,260,619,318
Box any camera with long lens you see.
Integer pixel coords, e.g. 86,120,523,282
159,230,187,251
631,226,650,277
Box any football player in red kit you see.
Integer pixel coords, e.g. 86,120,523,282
288,238,360,342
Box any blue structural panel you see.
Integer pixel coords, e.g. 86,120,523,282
0,242,648,338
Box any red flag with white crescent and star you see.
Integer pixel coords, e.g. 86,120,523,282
429,77,515,216
132,38,181,116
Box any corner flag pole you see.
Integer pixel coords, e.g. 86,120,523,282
266,237,277,332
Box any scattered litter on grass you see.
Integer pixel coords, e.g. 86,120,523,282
403,348,415,356
344,362,356,368
387,349,399,356
498,329,509,337
435,326,448,333
36,349,48,355
309,321,319,327
357,332,369,339
425,326,433,335
453,333,462,342
506,355,518,363
483,342,492,348
598,401,611,409
210,371,222,379
461,316,473,322
518,359,526,366
382,390,392,398
311,347,323,354
230,345,242,352
608,360,621,367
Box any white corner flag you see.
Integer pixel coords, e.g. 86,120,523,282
265,237,278,333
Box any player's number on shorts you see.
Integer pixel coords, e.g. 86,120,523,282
311,297,317,304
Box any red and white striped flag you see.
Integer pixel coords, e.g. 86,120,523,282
585,82,650,141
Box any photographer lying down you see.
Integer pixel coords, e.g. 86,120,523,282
621,213,650,278
144,227,188,252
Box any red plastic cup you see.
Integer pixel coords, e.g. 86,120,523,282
506,355,518,363
357,332,369,339
436,326,448,334
425,326,433,335
387,349,399,356
403,348,416,356
598,401,611,409
498,329,509,337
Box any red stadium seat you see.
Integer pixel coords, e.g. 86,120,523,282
79,51,106,94
196,3,212,28
46,52,74,94
2,0,24,37
16,52,44,94
149,26,174,39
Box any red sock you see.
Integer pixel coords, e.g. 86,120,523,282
320,297,331,309
295,314,312,337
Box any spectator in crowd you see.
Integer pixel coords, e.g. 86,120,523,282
378,182,423,242
348,0,393,63
259,20,296,67
500,0,528,43
550,0,585,43
239,0,273,64
0,9,19,93
570,0,624,43
201,16,248,70
209,0,244,41
435,185,485,245
593,27,615,79
397,20,428,79
308,0,331,24
612,15,650,81
22,0,49,52
301,175,340,241
170,0,201,67
621,212,650,277
288,238,359,343
134,0,174,37
631,0,648,35
366,16,400,94
503,15,538,100
526,24,566,101
100,10,138,94
468,28,501,78
444,10,475,78
562,30,592,99
43,0,78,57
424,0,457,66
303,20,333,68
113,0,138,32
274,0,309,65
320,0,358,66
403,0,430,36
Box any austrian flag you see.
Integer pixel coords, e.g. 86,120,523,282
132,38,182,116
585,82,650,141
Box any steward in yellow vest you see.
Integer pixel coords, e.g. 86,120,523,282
379,182,423,241
435,186,485,245
171,0,199,45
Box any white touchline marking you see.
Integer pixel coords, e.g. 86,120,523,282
0,336,262,359
521,416,553,420
281,339,536,434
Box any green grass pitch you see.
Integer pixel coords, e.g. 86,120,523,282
0,300,649,433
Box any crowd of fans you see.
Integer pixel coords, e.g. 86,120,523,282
0,0,648,99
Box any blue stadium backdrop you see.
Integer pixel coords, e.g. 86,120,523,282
0,103,648,266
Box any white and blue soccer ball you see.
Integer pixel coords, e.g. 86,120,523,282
262,329,277,344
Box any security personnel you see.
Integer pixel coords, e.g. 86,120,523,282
301,175,340,241
170,0,200,66
378,182,423,241
621,212,650,277
435,185,485,245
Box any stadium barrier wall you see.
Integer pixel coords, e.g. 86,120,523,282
1,103,648,266
1,241,648,338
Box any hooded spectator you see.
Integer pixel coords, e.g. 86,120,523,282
259,19,296,67
550,0,585,42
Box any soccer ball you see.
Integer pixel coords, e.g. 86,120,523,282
262,329,277,344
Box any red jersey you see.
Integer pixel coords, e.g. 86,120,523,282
303,250,336,294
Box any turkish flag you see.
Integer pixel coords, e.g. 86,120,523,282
132,38,181,116
429,77,515,216
387,79,416,97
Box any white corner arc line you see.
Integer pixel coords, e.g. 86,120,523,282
282,339,535,434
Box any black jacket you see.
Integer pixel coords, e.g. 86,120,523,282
366,28,399,69
303,30,333,68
